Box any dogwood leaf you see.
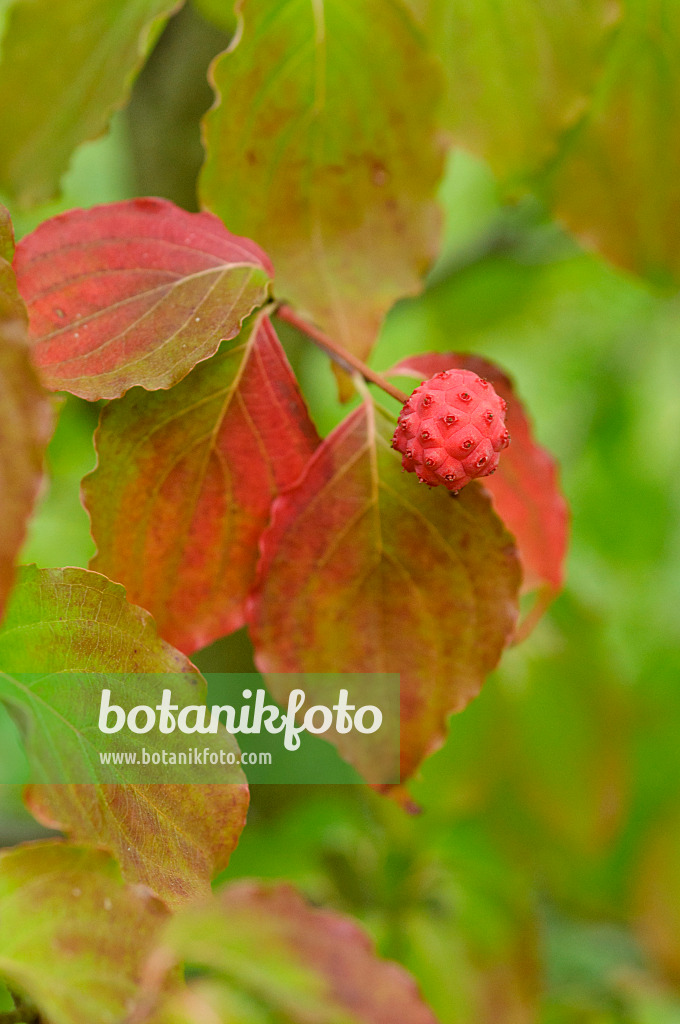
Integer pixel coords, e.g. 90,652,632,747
156,880,440,1023
201,0,444,369
14,197,272,399
248,396,520,782
411,0,618,185
84,315,319,653
0,565,249,905
0,0,183,206
0,842,168,1024
539,0,680,287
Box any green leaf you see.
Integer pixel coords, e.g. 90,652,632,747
14,198,273,400
0,565,249,905
200,0,445,367
156,880,440,1023
0,224,53,623
0,0,183,206
418,0,680,287
539,0,680,287
413,0,619,186
0,842,167,1024
248,394,520,782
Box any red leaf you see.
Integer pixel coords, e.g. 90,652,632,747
391,353,568,627
247,396,520,782
14,197,273,400
83,315,320,653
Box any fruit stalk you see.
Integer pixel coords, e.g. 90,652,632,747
275,303,409,404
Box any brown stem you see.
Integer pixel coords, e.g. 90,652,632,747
275,304,409,404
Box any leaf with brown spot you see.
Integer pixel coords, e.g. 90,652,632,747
247,395,520,782
200,0,445,369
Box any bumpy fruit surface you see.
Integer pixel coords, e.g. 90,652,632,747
391,369,510,492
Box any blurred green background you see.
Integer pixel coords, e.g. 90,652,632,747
2,3,680,1021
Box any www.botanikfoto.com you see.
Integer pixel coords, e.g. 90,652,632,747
99,748,273,766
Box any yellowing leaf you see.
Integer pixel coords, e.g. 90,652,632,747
415,0,619,185
541,0,680,286
201,0,445,367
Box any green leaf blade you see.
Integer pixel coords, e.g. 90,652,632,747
0,0,183,206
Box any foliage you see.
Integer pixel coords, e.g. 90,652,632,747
0,0,678,1022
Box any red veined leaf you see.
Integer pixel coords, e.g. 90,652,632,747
13,197,273,400
391,353,569,633
247,395,520,783
83,314,320,653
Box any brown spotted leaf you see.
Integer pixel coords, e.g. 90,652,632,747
0,842,168,1024
0,565,248,905
14,198,272,399
247,395,520,782
200,0,445,369
83,314,319,654
391,352,568,629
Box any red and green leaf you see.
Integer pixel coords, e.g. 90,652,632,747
83,314,320,653
0,0,184,206
0,211,53,623
200,0,445,370
157,880,440,1023
14,197,272,399
0,565,249,905
247,395,520,783
0,842,168,1024
392,352,569,629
